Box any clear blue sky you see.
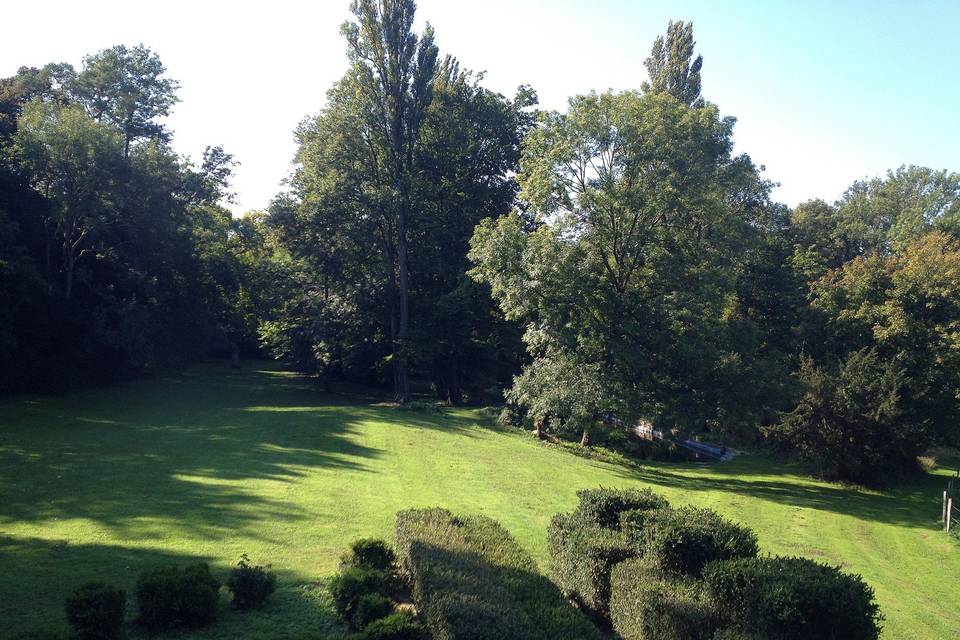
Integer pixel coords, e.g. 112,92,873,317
2,0,958,213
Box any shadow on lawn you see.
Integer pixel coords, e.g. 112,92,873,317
600,455,947,531
0,535,344,639
0,363,491,538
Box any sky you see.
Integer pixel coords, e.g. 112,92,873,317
2,0,958,214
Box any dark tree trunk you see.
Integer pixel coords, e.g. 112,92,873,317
394,186,411,403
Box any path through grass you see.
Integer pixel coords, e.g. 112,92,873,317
1,362,957,638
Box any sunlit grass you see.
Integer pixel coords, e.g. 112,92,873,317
0,361,957,638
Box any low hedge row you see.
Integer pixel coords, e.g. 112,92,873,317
395,508,604,640
638,506,758,576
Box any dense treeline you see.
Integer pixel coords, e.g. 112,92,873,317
2,0,958,485
0,48,264,391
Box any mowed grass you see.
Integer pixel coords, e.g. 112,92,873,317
0,362,957,639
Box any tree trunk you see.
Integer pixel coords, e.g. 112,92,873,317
580,428,591,447
533,417,545,439
394,186,411,403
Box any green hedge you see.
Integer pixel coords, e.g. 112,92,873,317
704,556,882,640
575,487,669,528
609,557,717,640
395,508,604,640
640,507,758,576
547,511,633,617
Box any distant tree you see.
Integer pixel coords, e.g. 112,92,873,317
70,44,179,157
642,20,703,106
341,0,440,402
13,100,124,299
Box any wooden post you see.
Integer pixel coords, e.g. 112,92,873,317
945,491,950,522
947,498,953,533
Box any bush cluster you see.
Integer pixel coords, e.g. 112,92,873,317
609,557,717,640
135,562,221,631
64,582,126,640
226,554,277,610
639,507,758,576
548,488,667,618
330,537,424,638
396,507,604,640
704,556,883,640
574,487,669,528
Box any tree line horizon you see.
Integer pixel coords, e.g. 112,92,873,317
1,0,958,486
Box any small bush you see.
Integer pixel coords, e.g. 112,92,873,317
135,563,220,631
704,556,882,640
64,582,125,640
342,539,396,573
396,507,605,640
358,610,425,640
226,554,276,610
547,511,633,618
353,592,394,630
398,400,443,413
641,507,758,576
575,487,669,529
330,567,392,625
609,557,717,640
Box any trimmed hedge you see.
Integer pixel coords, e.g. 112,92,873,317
575,487,669,529
226,554,276,610
395,508,604,640
359,610,425,640
640,507,758,576
135,563,220,631
547,511,633,617
64,582,125,640
609,557,717,640
704,556,882,640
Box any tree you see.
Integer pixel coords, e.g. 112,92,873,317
642,20,703,106
70,44,179,157
770,231,960,483
14,100,124,300
470,90,775,439
341,0,440,402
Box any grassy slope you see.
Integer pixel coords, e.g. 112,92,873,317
0,362,957,639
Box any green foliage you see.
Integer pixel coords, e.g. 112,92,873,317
352,592,394,630
64,582,125,640
575,487,670,529
134,563,220,631
357,610,425,640
341,539,396,573
226,554,276,610
330,567,392,628
640,507,758,576
704,556,882,640
395,507,605,640
547,511,634,618
610,558,717,640
642,20,704,106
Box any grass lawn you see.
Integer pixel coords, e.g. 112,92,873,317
1,362,958,639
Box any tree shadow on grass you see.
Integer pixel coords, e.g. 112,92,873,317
0,366,387,537
598,454,949,531
0,535,346,639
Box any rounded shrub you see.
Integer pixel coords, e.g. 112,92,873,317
353,592,394,630
359,610,425,640
642,507,758,576
341,538,396,573
226,554,276,610
330,566,392,625
575,487,669,529
704,556,882,640
64,582,126,640
135,562,220,631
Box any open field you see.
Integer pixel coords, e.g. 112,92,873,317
1,362,957,638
